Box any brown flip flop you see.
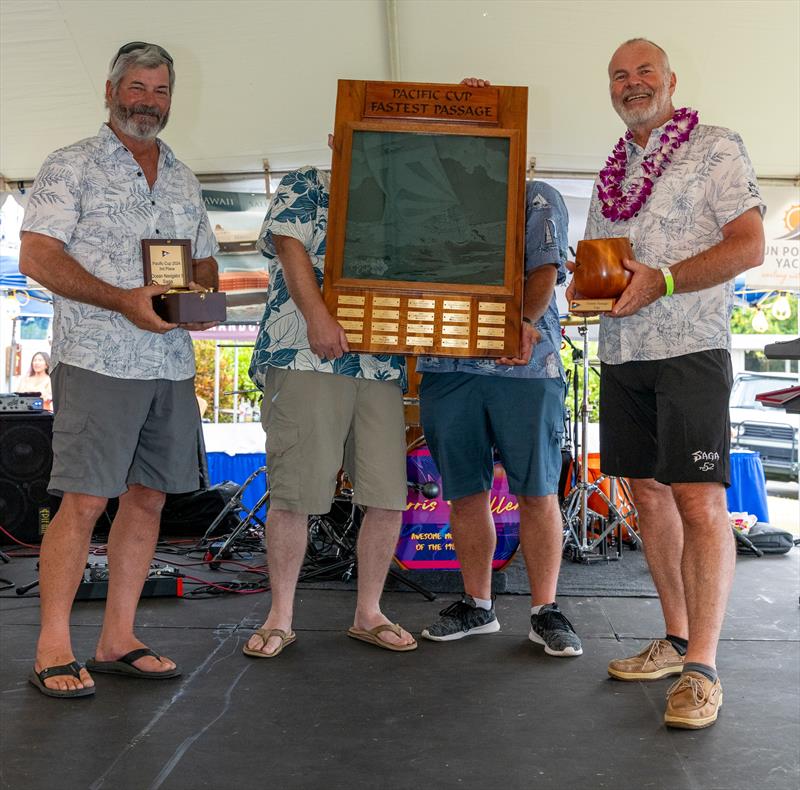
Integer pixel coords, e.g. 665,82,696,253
242,628,296,659
347,623,418,652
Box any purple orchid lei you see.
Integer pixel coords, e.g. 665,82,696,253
597,107,699,222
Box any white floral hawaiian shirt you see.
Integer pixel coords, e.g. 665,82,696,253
585,122,765,364
21,124,218,380
248,167,406,391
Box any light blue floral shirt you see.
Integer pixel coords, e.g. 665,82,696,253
21,124,218,380
249,167,406,391
585,123,765,364
415,180,568,380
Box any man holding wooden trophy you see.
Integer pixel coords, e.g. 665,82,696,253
567,38,765,729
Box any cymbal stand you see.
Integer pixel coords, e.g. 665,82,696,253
200,466,269,561
561,319,641,562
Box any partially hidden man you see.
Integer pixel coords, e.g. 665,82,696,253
569,38,765,729
20,42,220,697
417,80,582,657
246,149,416,658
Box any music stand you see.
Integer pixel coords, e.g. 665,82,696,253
561,318,642,562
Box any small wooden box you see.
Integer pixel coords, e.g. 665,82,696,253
153,291,227,323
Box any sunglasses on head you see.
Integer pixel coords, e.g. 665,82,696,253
113,41,173,68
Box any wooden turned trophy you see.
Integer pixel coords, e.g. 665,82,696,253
569,237,633,313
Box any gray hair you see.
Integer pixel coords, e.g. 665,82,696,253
618,38,672,74
107,45,175,94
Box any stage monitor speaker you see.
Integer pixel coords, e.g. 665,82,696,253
0,412,59,545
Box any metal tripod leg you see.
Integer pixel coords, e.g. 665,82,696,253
560,318,642,562
200,466,268,547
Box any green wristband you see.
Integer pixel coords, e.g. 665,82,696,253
662,267,674,297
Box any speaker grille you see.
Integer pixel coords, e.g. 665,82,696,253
0,424,52,481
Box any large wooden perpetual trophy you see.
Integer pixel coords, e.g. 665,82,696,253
323,80,528,358
569,237,633,314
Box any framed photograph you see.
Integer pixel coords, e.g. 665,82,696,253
324,80,527,358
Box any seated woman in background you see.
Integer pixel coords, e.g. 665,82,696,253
18,351,53,411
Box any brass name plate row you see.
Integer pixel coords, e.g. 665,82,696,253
333,292,513,356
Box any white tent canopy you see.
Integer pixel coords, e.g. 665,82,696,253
1,0,798,182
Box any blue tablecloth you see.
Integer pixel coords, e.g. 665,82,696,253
727,451,769,523
206,452,268,519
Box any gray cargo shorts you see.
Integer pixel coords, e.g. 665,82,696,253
49,363,202,498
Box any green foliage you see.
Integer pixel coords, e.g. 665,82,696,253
731,296,798,335
193,341,257,422
560,339,601,424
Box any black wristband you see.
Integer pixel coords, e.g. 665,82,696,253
522,316,533,325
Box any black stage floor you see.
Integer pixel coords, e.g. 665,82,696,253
1,552,798,790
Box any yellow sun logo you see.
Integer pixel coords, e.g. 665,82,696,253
784,204,800,233
778,204,800,240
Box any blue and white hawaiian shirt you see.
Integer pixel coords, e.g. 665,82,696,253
248,167,406,391
21,124,218,380
585,123,765,364
416,180,567,380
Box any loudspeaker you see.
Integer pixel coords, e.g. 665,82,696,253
0,412,58,545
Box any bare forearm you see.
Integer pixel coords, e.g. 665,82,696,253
274,236,327,319
522,264,558,323
670,208,765,294
20,232,125,311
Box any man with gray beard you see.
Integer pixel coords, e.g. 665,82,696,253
20,42,219,697
569,38,764,728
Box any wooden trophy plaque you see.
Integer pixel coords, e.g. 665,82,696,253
323,79,528,358
569,237,633,314
142,239,226,324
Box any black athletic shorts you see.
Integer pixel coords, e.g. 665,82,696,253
599,349,732,486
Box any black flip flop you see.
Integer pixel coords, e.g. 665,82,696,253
29,661,95,698
86,647,181,679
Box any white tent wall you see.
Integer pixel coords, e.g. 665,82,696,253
1,0,798,181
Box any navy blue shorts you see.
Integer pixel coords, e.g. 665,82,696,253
419,372,566,500
599,349,732,485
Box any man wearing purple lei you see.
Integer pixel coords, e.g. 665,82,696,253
569,38,765,729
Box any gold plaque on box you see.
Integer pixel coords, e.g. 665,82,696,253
373,309,400,319
338,294,365,305
323,79,527,358
141,239,226,324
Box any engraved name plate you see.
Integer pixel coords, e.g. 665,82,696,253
477,339,505,349
371,322,399,333
478,302,506,312
478,314,505,324
373,296,401,307
441,338,470,348
408,299,436,309
371,334,398,344
442,325,470,336
338,294,365,305
372,309,400,319
442,312,471,323
406,336,434,346
443,300,470,311
477,326,505,337
408,311,435,322
406,324,434,334
338,307,365,317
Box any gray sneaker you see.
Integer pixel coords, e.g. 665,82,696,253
421,595,500,641
529,603,583,656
